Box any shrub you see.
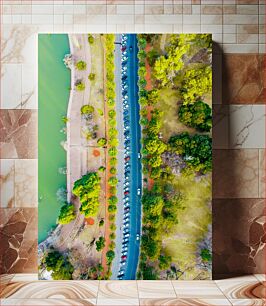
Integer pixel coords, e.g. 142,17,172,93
76,81,85,91
81,104,94,115
99,219,104,227
88,73,95,81
96,236,105,251
108,176,118,187
76,61,87,70
88,34,94,44
110,167,117,175
97,138,107,147
98,166,106,173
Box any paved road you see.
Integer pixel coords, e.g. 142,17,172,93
124,34,142,280
112,34,124,279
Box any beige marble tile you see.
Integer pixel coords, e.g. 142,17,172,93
237,4,259,14
14,159,37,207
0,159,15,208
254,274,266,283
98,281,138,299
229,300,266,306
215,276,265,299
213,149,259,198
0,299,97,305
1,281,99,299
172,281,224,298
137,281,176,299
258,150,265,198
201,5,223,14
140,298,232,306
229,105,265,149
11,274,38,282
96,299,139,305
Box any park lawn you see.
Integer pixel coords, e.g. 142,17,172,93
163,173,211,279
156,88,196,141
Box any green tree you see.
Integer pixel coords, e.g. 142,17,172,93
97,138,107,147
81,104,94,115
99,219,104,227
88,34,94,44
57,203,76,225
108,195,118,205
88,73,95,81
96,236,105,251
76,81,85,91
178,100,212,132
76,60,87,70
106,250,115,265
72,172,101,217
44,250,74,280
108,176,118,187
200,248,212,262
98,166,106,173
158,255,172,269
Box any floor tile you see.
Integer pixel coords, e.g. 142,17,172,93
172,281,225,298
215,276,265,299
258,150,265,198
222,54,264,104
1,281,99,299
98,281,138,299
0,208,38,275
0,110,37,159
139,298,232,306
137,281,176,298
11,274,38,282
213,105,229,149
213,199,266,276
0,159,15,208
14,159,37,207
229,299,266,305
0,299,96,305
96,299,139,305
254,275,266,283
229,105,265,149
213,149,259,198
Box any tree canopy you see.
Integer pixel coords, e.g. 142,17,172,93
57,203,76,225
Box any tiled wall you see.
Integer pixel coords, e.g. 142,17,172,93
0,0,265,277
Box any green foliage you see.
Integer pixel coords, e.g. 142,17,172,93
96,236,105,251
76,81,85,91
108,109,116,119
144,137,167,156
108,204,117,213
76,60,87,70
81,104,94,115
88,34,94,44
178,100,212,132
44,250,74,280
169,132,212,173
106,250,115,265
97,137,107,147
72,172,100,217
99,219,104,227
109,157,117,166
98,166,106,173
158,254,172,270
88,73,96,81
108,147,118,157
108,176,118,187
110,167,117,175
110,223,116,231
110,232,116,239
57,203,76,225
108,195,118,205
61,116,69,124
147,49,160,66
200,248,212,262
179,65,212,105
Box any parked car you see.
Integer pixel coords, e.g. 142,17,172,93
136,234,140,241
137,188,141,195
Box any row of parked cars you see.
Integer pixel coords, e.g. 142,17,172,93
117,34,130,280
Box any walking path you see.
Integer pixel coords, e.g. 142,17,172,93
55,34,92,249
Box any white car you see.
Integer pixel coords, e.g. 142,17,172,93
136,234,140,241
137,188,141,195
124,233,130,238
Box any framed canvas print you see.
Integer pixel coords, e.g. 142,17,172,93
38,34,212,280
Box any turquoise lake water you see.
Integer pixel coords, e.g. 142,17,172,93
38,34,70,243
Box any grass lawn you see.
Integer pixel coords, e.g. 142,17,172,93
163,173,211,279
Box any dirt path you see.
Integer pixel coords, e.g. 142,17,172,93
144,43,154,191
